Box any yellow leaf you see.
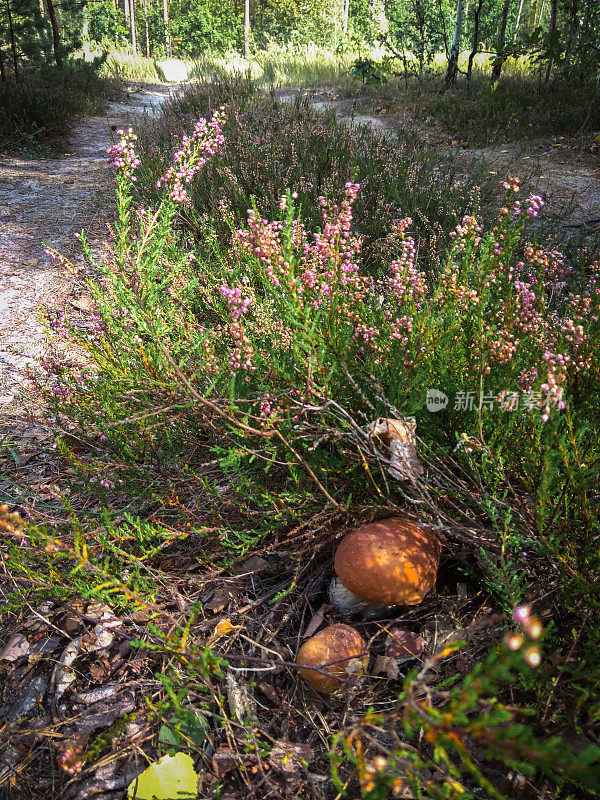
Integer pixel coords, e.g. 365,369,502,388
127,752,198,799
214,619,234,638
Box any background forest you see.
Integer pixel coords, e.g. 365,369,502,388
2,0,600,81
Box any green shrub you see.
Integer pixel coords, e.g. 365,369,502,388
133,78,496,275
409,76,600,145
0,59,119,153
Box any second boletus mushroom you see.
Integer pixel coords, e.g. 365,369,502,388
330,516,440,616
296,624,368,694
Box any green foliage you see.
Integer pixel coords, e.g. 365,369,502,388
126,752,198,799
349,56,386,84
410,74,600,144
134,80,492,275
0,58,119,154
330,631,600,798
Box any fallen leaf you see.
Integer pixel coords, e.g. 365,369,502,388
226,673,256,722
127,752,198,800
212,618,234,639
23,258,39,266
237,555,267,574
159,709,207,751
258,682,280,706
74,684,118,705
389,434,424,482
6,674,48,721
374,654,400,679
386,629,425,663
367,417,424,482
204,588,237,613
53,636,83,702
302,603,328,639
212,748,239,777
70,297,94,312
268,740,313,794
0,633,30,662
86,601,115,621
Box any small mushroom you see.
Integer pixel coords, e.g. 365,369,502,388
331,517,440,615
296,624,368,694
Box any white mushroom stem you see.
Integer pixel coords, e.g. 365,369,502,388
328,577,398,619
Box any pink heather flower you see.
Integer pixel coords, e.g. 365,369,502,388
158,107,226,204
525,194,545,218
219,283,252,318
107,128,140,180
513,605,531,625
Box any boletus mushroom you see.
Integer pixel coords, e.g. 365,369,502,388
330,516,440,616
296,624,368,694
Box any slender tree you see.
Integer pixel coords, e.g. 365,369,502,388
342,0,349,35
444,0,466,88
6,0,19,78
512,0,525,40
129,0,137,50
490,0,511,81
466,0,484,86
544,0,558,80
143,0,149,57
243,0,250,57
412,0,426,83
163,0,170,55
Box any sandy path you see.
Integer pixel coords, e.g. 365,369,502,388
0,85,176,412
279,89,600,227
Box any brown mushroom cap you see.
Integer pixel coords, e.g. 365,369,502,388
296,624,368,694
334,517,440,606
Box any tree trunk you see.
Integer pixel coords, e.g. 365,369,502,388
490,0,511,82
544,0,558,81
45,0,63,67
124,0,129,23
0,43,5,82
535,0,546,28
559,0,579,74
467,0,484,86
438,0,449,57
143,0,150,57
129,0,137,52
342,0,350,35
6,0,19,79
444,0,466,88
412,0,426,83
243,0,250,57
162,0,171,55
512,0,525,39
368,0,388,37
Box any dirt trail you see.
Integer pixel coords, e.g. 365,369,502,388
279,88,600,226
0,85,176,413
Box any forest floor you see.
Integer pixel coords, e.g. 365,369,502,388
1,79,599,800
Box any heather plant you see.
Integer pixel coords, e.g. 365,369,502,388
132,81,495,274
36,121,600,580
0,59,119,153
330,608,600,799
23,115,600,798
